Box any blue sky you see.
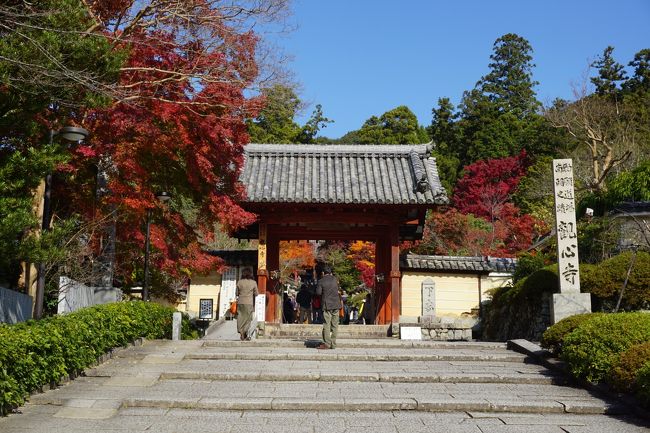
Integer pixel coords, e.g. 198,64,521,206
274,0,650,139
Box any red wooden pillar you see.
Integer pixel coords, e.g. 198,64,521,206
257,222,268,321
389,223,401,324
267,229,280,323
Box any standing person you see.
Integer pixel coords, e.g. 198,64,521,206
236,268,258,341
282,292,295,323
296,284,312,324
315,267,340,350
362,293,375,325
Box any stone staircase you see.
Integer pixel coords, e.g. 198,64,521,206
261,323,391,338
5,335,648,433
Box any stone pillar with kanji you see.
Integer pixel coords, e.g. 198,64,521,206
551,159,591,324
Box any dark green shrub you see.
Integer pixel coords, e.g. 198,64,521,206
512,252,548,284
581,251,650,310
540,313,605,355
636,363,650,407
0,301,191,416
482,266,558,341
609,341,650,392
561,312,650,383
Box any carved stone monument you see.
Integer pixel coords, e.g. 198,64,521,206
421,278,436,318
551,159,591,323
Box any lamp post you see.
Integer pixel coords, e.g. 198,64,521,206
34,126,90,319
142,191,171,302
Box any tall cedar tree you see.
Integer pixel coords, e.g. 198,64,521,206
455,34,552,166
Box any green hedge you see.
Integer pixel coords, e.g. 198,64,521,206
581,251,650,311
561,312,650,383
0,301,190,415
540,313,605,355
636,363,650,406
609,342,650,393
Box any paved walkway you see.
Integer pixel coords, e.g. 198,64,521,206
1,321,648,433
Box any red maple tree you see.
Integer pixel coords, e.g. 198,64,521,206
59,2,275,291
413,152,546,257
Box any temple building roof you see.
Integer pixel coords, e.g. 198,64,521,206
401,254,517,274
239,143,448,205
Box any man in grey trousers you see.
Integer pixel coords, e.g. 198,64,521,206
315,267,340,349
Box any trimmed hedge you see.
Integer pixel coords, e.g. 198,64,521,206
540,313,605,355
561,312,650,383
636,363,650,406
609,342,650,393
0,301,190,415
581,251,650,310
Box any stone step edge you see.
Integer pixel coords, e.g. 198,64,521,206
201,340,507,350
186,353,527,363
121,397,625,415
159,371,561,384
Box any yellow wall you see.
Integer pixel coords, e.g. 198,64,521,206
401,271,512,318
185,271,221,319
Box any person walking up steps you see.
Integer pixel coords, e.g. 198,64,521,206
236,268,258,340
315,267,340,349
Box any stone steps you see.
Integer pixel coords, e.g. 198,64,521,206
6,336,640,432
185,351,527,362
158,371,561,384
202,338,507,350
87,338,619,416
120,396,625,415
261,323,391,338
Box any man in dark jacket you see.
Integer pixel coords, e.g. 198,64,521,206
296,284,312,324
315,267,340,349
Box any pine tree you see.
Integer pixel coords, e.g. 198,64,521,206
590,46,627,96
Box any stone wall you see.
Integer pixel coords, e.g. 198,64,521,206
400,316,479,341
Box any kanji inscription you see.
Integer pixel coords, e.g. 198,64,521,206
553,159,580,293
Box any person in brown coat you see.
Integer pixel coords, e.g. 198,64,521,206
236,268,258,341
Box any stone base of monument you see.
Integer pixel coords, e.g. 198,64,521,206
399,316,479,341
551,292,592,324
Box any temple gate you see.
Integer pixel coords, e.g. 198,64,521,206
237,143,448,325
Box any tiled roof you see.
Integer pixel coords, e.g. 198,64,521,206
239,143,448,205
401,254,516,274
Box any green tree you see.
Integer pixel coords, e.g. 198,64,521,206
0,0,123,287
624,49,650,94
296,104,333,144
341,105,427,144
479,33,540,117
455,34,555,165
317,242,361,293
0,1,123,136
247,84,303,143
427,98,461,191
608,160,650,203
590,46,627,97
